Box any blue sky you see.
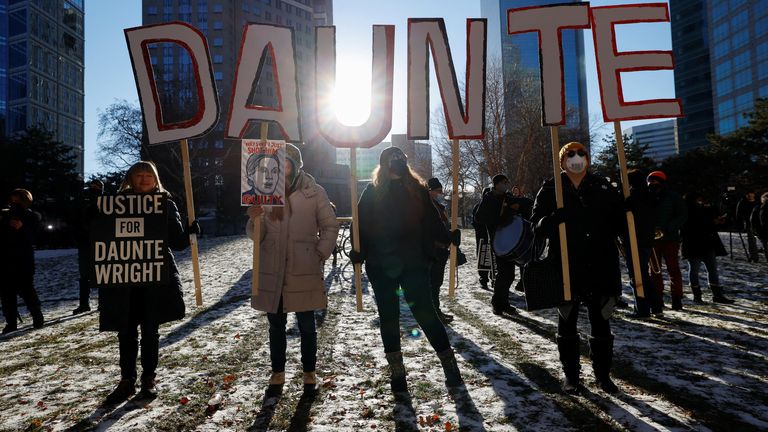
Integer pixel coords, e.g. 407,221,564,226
83,0,673,176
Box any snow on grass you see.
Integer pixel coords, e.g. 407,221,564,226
0,232,767,431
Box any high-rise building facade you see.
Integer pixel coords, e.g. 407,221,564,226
624,119,679,162
1,0,85,175
142,0,346,227
481,0,589,134
671,0,768,152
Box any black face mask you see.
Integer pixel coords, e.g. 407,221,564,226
390,159,408,177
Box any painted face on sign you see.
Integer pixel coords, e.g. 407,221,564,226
254,156,280,195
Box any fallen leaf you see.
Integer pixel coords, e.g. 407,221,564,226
180,396,190,405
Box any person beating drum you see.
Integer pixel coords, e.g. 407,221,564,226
474,174,533,316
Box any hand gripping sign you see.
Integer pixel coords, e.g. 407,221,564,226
407,18,488,298
124,22,220,306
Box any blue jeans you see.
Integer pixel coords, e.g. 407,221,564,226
688,250,719,287
267,298,317,373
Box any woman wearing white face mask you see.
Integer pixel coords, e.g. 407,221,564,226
530,142,625,395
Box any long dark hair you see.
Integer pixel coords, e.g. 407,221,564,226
371,151,426,206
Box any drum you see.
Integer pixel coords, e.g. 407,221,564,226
492,216,535,265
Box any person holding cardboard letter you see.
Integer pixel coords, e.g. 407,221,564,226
102,161,200,405
351,146,462,394
246,144,339,390
531,142,624,394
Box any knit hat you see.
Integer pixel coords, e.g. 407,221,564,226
427,178,443,191
379,146,406,167
492,174,508,186
559,142,588,165
285,143,303,170
647,170,667,183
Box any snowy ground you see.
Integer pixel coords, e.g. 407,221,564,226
1,231,767,431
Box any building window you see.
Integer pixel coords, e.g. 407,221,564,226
215,175,224,186
736,92,753,110
713,40,730,59
757,17,768,39
759,85,768,98
215,140,224,148
758,41,768,62
213,3,223,13
734,70,752,89
213,21,223,30
265,11,271,21
213,54,223,64
213,37,223,47
731,10,748,28
730,0,747,8
759,60,768,80
731,30,749,50
719,116,735,133
715,61,732,80
9,42,27,68
214,71,223,81
147,5,158,15
9,9,27,36
716,78,733,96
718,99,734,118
712,3,728,22
756,0,768,18
733,51,751,71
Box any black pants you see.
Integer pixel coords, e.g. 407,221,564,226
491,258,516,308
626,247,663,315
118,322,160,381
77,246,91,307
1,266,42,326
557,295,612,338
476,234,491,285
368,266,450,354
267,298,317,373
430,253,449,310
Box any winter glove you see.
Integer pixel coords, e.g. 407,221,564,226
623,195,637,213
450,229,461,246
551,207,574,225
187,220,202,236
349,250,365,265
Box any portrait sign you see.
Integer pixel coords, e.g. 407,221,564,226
241,139,287,207
90,194,169,288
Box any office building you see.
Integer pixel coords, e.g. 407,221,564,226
624,119,679,161
481,0,589,135
671,0,768,152
1,0,85,175
142,0,347,226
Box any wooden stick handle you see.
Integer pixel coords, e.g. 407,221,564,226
614,121,644,298
549,126,571,302
180,138,203,306
252,122,269,298
350,148,363,312
448,139,460,298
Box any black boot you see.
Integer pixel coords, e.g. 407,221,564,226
31,311,44,329
136,373,157,399
436,348,464,388
711,285,735,304
589,335,619,393
72,304,91,315
556,334,581,394
671,296,683,311
104,378,136,405
691,285,704,304
385,351,408,393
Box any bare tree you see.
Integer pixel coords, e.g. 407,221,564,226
96,99,144,171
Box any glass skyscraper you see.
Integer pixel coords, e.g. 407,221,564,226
481,0,589,134
0,0,85,175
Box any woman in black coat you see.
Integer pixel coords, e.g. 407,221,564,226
531,142,624,394
351,146,462,394
681,192,733,304
101,161,199,404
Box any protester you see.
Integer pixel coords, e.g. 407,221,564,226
73,179,104,315
426,177,454,324
352,146,463,394
246,143,339,390
736,191,760,262
682,192,734,304
531,142,624,394
101,161,199,404
0,189,44,335
753,192,768,262
647,171,688,311
472,187,494,291
474,175,532,316
624,170,663,318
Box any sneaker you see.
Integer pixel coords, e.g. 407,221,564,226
104,379,136,405
72,305,91,315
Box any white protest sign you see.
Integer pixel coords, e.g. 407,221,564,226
407,18,487,140
124,22,220,145
227,25,302,142
315,25,395,148
240,139,287,207
508,4,590,126
591,3,683,121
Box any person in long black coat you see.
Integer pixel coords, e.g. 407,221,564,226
472,188,494,290
0,189,44,334
101,161,199,405
351,146,462,394
531,142,624,394
73,179,103,315
681,192,734,304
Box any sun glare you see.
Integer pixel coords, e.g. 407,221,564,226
330,66,372,127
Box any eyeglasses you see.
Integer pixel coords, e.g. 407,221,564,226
566,150,587,158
